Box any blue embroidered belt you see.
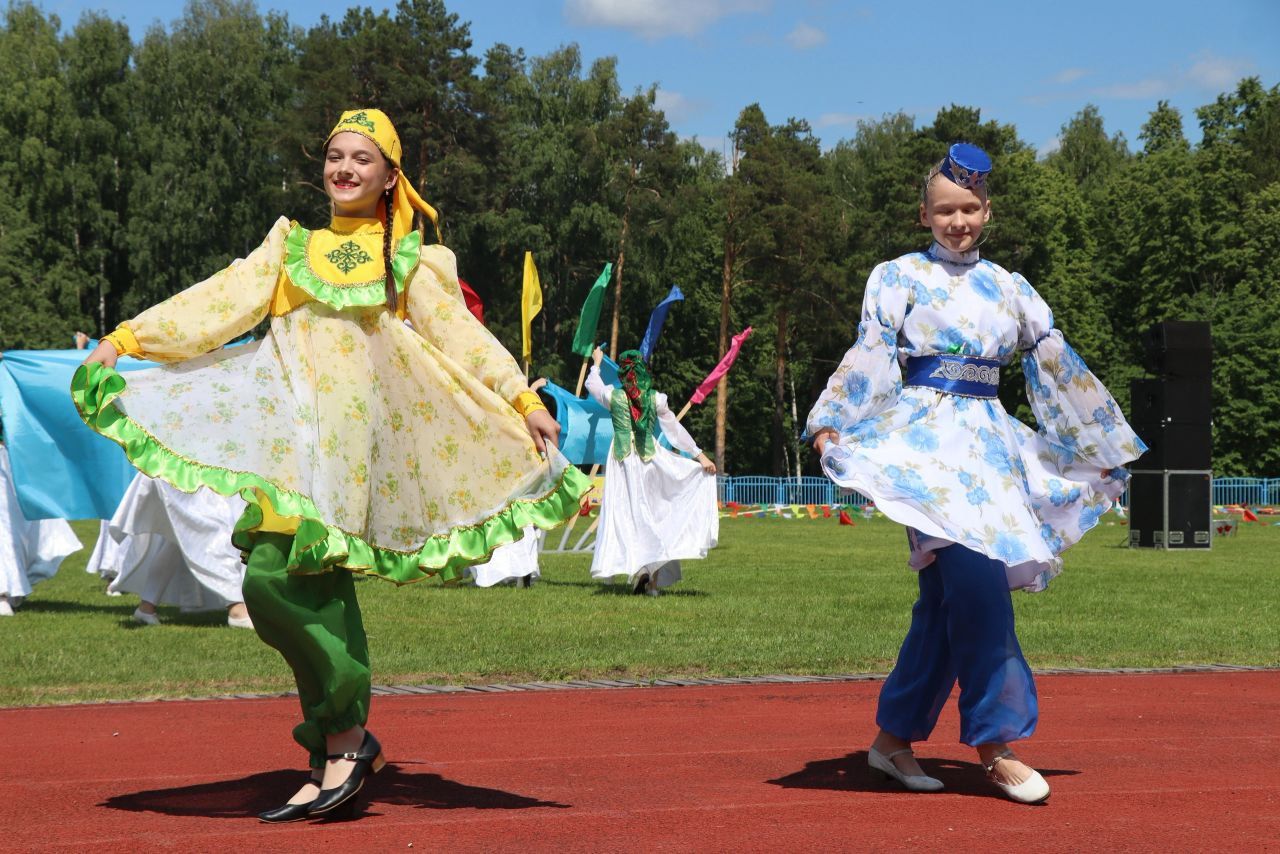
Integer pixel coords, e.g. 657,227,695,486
904,354,1001,399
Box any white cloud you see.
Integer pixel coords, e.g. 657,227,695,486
564,0,770,39
1037,136,1062,158
1092,76,1173,100
816,112,868,129
784,21,827,50
1052,67,1089,85
653,88,707,123
1086,52,1255,101
1185,51,1254,90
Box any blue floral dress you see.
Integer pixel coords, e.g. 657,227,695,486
806,242,1146,592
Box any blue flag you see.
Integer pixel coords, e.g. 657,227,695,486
639,285,684,362
0,349,159,520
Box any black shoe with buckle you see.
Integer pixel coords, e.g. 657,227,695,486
307,731,386,817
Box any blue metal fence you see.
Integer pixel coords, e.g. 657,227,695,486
716,475,867,507
718,475,1279,507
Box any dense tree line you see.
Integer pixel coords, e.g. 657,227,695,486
3,0,1278,476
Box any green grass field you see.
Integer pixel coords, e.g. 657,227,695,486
2,514,1276,707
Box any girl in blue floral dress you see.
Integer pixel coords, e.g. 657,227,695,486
807,144,1145,803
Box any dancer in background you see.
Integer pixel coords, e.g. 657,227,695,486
0,440,81,616
807,143,1145,803
586,347,717,595
77,108,588,822
465,379,550,589
86,474,253,628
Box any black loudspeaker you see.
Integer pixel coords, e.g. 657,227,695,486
1140,320,1212,379
1128,471,1212,549
1129,379,1212,424
1129,422,1212,470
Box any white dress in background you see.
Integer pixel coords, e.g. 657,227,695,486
0,444,82,610
86,473,247,611
466,526,543,587
585,366,718,590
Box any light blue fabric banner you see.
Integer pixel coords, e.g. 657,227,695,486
598,351,621,388
0,349,159,520
541,380,613,467
639,285,683,362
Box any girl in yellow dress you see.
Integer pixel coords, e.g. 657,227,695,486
77,109,589,822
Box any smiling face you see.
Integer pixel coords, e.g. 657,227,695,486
324,131,398,218
920,175,990,253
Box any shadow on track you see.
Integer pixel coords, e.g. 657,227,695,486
767,750,1079,800
100,764,569,819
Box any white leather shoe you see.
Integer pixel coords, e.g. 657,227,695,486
131,607,160,626
868,746,944,792
0,597,14,617
227,613,255,629
985,751,1050,803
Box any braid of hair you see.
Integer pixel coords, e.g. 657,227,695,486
383,185,397,314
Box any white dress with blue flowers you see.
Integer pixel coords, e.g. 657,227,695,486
806,242,1145,592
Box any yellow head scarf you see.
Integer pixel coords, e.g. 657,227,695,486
325,109,441,243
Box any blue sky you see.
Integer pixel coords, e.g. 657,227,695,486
42,0,1280,155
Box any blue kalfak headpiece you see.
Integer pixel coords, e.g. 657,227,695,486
939,142,992,190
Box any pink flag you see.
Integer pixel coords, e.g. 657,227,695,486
690,327,753,404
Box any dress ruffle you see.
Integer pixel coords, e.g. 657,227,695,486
73,362,590,584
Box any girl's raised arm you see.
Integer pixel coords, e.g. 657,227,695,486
1015,274,1146,470
804,260,911,444
405,244,531,407
90,217,291,364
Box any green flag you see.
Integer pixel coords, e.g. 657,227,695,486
571,263,613,358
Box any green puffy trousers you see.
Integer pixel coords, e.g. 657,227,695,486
242,532,371,768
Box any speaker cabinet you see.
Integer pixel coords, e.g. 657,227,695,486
1130,421,1212,469
1129,379,1212,425
1128,470,1212,549
1140,321,1212,379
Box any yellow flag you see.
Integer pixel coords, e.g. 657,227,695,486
521,251,542,362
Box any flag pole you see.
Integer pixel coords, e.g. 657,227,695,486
574,359,589,397
675,401,692,422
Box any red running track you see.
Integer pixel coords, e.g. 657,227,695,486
2,672,1277,852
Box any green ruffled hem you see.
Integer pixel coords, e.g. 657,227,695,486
283,223,422,310
71,362,591,585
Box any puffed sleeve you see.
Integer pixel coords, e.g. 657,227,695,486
584,364,613,410
405,244,531,406
655,392,700,456
803,260,910,440
1016,274,1147,469
105,217,291,362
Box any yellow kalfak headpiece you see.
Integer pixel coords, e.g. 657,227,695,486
326,109,441,244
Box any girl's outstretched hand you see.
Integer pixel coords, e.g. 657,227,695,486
525,408,560,456
83,340,118,369
696,453,717,475
591,347,604,367
812,429,837,455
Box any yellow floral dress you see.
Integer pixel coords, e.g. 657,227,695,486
73,216,589,583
